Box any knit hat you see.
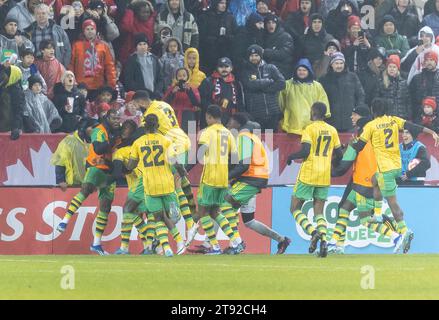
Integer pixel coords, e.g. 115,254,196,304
88,0,105,10
368,46,386,61
247,44,264,58
134,33,149,47
28,75,43,89
264,13,279,24
247,12,264,25
325,39,340,51
3,17,18,27
82,19,97,32
424,50,439,65
386,54,400,70
330,52,345,65
423,96,437,111
347,15,361,29
382,14,396,26
310,12,324,22
352,106,371,117
217,57,233,67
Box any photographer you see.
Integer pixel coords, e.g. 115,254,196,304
163,67,200,133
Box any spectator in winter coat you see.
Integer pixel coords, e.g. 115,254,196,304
23,75,62,133
388,0,420,48
358,47,387,107
375,15,410,58
198,0,238,74
53,70,87,133
26,3,71,67
0,17,34,55
35,39,65,100
320,52,365,132
279,58,329,134
284,0,315,45
17,48,46,92
0,62,25,140
157,0,199,51
159,37,184,92
232,12,265,73
416,96,439,132
340,15,372,73
301,13,333,66
119,0,156,64
124,33,162,98
398,127,431,185
69,19,116,96
6,0,41,31
422,0,439,38
376,54,411,120
263,14,294,79
240,44,285,131
163,67,201,132
402,26,439,84
326,0,359,41
312,38,340,79
184,47,206,87
199,57,242,128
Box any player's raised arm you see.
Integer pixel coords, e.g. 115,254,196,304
403,121,439,147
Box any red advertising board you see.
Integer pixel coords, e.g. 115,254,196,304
0,187,272,255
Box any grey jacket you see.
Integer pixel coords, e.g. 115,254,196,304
23,89,62,133
0,33,34,55
6,0,35,31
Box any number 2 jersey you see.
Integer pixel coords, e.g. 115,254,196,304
359,115,405,173
143,101,191,154
298,121,341,187
130,133,175,196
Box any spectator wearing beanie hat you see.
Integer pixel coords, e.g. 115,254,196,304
398,126,431,186
312,38,340,79
0,17,35,55
240,44,285,131
320,51,366,132
409,49,439,121
124,32,162,99
23,74,62,133
263,13,294,78
375,14,410,58
416,96,439,132
69,19,116,96
376,54,411,119
358,47,386,107
301,13,334,67
340,15,371,73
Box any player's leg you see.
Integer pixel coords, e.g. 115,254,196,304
313,195,328,258
141,212,158,255
115,197,141,255
329,200,355,255
162,210,186,255
154,211,173,257
372,175,383,219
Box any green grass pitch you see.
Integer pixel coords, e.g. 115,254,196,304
1,254,438,299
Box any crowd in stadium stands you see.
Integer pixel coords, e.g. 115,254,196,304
1,0,439,141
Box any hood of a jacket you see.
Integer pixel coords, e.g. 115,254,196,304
325,38,341,51
5,65,22,88
166,0,185,16
293,58,315,82
184,47,201,71
163,36,183,54
418,26,435,40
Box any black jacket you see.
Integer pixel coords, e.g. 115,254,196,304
376,75,411,120
0,66,25,134
52,83,87,133
263,26,294,79
409,69,439,121
240,60,285,120
358,62,384,107
124,53,163,99
326,1,360,40
198,4,238,74
389,6,420,47
320,67,365,132
301,28,334,64
0,0,16,26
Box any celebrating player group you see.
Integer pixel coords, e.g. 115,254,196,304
55,91,439,257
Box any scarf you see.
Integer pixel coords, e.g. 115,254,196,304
83,38,103,77
211,71,237,107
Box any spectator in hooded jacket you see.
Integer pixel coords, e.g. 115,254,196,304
375,14,410,58
320,52,365,132
69,19,116,97
358,47,387,107
163,67,201,132
0,17,34,55
300,13,333,66
198,0,238,74
376,54,411,120
53,70,87,133
184,47,206,88
263,13,294,79
157,0,199,51
119,0,156,65
159,36,184,92
279,58,329,134
199,57,242,128
124,33,162,99
6,0,41,31
240,44,285,131
326,0,359,40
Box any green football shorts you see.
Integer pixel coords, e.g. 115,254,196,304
145,192,178,214
346,189,374,213
293,180,328,201
83,167,115,201
228,181,260,206
375,169,401,198
197,183,228,207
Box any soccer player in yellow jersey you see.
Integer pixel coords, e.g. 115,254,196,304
196,105,243,255
286,103,343,258
127,114,182,257
353,98,439,253
133,91,198,238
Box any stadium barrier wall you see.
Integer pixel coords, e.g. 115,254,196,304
271,186,439,254
0,187,272,255
1,133,439,186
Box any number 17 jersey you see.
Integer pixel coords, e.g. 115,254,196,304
298,121,341,187
359,115,406,173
